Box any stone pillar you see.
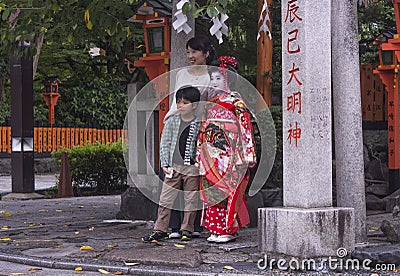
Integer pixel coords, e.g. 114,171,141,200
259,0,355,258
169,0,195,91
10,52,34,193
117,82,159,220
331,0,367,243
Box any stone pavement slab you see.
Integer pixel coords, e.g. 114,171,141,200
0,195,398,275
0,174,57,194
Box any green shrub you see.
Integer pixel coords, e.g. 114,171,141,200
52,139,127,196
0,101,10,125
254,105,283,188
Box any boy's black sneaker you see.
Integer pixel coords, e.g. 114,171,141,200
180,230,192,241
142,230,168,243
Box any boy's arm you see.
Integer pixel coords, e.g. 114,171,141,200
160,118,173,168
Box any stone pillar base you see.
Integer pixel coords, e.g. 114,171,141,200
258,207,354,258
2,193,44,201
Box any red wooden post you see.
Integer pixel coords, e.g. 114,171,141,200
257,0,273,108
373,2,400,193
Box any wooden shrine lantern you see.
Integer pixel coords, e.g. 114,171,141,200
130,1,171,134
43,77,61,126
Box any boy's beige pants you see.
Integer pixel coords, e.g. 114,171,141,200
154,165,199,233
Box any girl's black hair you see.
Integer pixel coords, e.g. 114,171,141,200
176,86,201,103
186,35,217,65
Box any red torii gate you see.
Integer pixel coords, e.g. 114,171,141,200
373,0,400,194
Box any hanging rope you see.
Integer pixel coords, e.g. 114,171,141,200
172,0,192,34
209,13,229,44
257,0,272,40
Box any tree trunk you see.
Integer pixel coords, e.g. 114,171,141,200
33,33,44,78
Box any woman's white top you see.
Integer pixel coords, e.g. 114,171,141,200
164,67,210,122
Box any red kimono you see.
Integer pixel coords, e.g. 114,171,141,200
197,91,256,235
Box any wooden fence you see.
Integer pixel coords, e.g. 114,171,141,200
0,127,124,153
360,64,387,122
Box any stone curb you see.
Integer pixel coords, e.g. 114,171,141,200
0,252,216,276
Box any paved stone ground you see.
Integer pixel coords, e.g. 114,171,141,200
0,174,57,194
0,194,398,275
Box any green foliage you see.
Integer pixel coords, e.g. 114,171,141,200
358,0,395,64
0,1,144,82
0,100,10,125
32,76,128,128
0,1,140,56
255,105,282,187
52,139,128,196
57,76,128,128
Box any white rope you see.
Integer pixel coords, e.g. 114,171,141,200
257,0,272,40
172,0,192,34
209,13,229,44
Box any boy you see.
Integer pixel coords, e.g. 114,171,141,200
142,86,201,242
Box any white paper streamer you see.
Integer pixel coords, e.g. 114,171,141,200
209,13,229,44
89,47,101,57
257,0,272,40
172,0,192,34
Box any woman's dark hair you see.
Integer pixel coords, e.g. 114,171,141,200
176,86,201,103
186,35,217,65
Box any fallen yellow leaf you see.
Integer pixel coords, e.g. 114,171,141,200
223,265,235,270
55,200,62,203
29,223,35,227
89,227,95,231
151,240,166,246
123,261,139,266
10,273,27,275
75,267,83,271
114,272,123,275
1,237,11,241
4,212,12,217
38,209,48,212
174,243,185,248
107,243,118,248
75,231,80,235
98,268,110,274
2,226,10,230
27,267,42,271
55,209,63,212
80,245,94,251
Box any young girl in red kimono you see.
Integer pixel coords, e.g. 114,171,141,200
197,56,256,243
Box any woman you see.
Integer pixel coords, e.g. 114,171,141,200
164,35,217,121
197,56,256,243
